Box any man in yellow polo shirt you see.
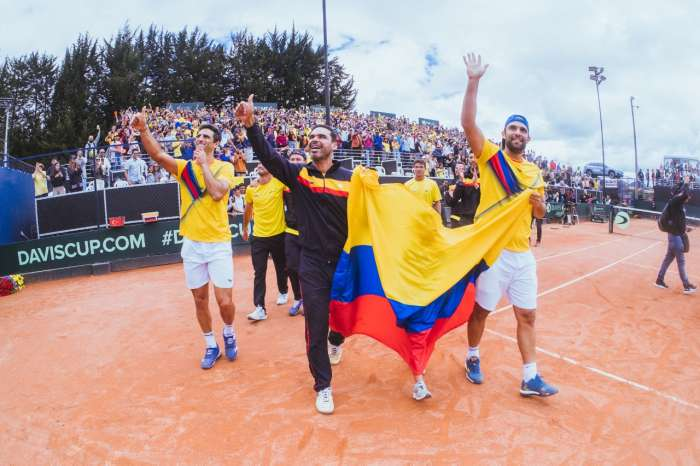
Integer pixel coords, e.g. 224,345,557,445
131,110,241,370
404,159,442,214
460,52,557,397
242,163,289,321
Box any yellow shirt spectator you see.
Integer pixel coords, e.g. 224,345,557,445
32,170,48,197
404,178,442,206
244,178,286,238
176,159,240,242
476,139,544,252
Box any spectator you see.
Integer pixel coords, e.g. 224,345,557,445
49,159,66,196
32,162,48,198
123,150,147,185
113,174,129,188
229,186,245,215
95,149,111,189
233,149,248,176
67,156,83,192
84,125,101,159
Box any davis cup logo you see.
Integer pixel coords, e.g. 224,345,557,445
614,211,630,229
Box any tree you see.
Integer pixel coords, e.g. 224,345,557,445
2,24,358,155
101,24,145,124
47,34,103,150
0,53,57,155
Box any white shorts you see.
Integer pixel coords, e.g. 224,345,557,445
475,249,537,311
181,238,234,289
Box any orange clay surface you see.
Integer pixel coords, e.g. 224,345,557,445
0,219,698,464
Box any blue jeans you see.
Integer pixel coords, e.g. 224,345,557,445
657,234,689,286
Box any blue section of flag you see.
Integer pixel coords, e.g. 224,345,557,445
331,245,487,333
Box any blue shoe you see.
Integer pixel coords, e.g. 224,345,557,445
289,299,303,316
223,333,238,361
201,346,221,370
465,356,483,384
520,374,559,397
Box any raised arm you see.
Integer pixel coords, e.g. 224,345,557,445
130,109,178,175
460,53,488,159
235,95,299,186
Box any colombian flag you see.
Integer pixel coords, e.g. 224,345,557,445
329,167,533,375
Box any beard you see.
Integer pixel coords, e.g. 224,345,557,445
505,137,527,154
310,148,332,162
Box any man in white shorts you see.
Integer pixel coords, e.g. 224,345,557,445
131,110,241,370
459,53,558,397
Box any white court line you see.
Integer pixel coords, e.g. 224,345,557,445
536,228,657,263
484,239,700,410
491,241,661,316
485,328,700,411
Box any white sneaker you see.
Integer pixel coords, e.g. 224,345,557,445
412,380,432,401
276,292,288,305
315,387,334,414
328,344,342,365
247,305,267,321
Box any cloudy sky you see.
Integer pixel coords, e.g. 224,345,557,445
3,0,699,172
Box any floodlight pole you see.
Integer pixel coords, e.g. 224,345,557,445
630,96,640,198
589,67,606,200
322,0,331,125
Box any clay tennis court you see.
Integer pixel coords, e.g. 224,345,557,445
1,218,698,464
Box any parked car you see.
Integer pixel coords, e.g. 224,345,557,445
583,162,624,178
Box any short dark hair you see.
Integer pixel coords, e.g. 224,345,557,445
198,124,221,143
413,159,426,168
310,124,338,141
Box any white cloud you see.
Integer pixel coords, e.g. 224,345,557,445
2,0,698,172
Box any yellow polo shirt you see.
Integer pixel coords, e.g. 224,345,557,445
476,140,544,252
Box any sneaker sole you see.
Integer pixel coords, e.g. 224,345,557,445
654,283,669,289
329,358,341,365
519,388,558,397
413,392,432,401
247,316,267,321
683,289,697,294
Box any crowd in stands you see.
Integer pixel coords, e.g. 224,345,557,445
31,105,696,204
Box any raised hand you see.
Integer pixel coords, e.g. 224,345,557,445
130,107,148,133
235,94,255,127
462,53,489,80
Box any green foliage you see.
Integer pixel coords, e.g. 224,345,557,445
0,24,357,155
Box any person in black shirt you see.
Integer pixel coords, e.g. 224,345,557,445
656,183,696,293
235,95,348,414
444,162,480,226
284,150,306,316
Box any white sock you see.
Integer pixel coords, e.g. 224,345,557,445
223,325,235,337
203,331,217,348
468,346,480,359
523,362,537,382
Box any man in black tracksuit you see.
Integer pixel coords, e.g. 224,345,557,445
236,95,348,414
445,163,481,226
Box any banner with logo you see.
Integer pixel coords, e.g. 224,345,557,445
0,217,251,275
